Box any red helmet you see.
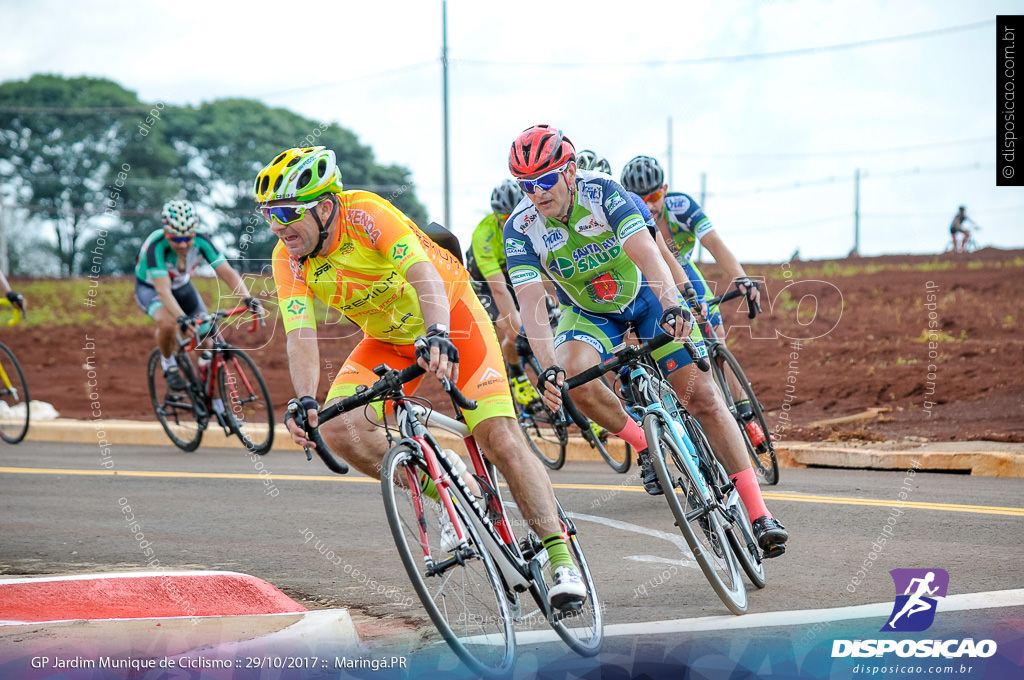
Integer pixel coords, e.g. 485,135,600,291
509,124,576,178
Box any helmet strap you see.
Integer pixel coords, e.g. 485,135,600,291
300,195,339,264
561,175,576,225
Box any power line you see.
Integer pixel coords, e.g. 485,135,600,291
677,136,993,160
456,20,993,68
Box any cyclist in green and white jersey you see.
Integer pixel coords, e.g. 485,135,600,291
134,199,262,391
506,125,788,556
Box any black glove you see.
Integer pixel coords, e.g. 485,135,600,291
176,314,197,334
284,395,319,427
734,277,760,294
415,326,459,364
6,291,24,310
659,305,693,331
514,331,533,358
244,296,264,315
537,365,565,395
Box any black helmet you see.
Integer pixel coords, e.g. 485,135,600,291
620,155,665,196
490,179,524,214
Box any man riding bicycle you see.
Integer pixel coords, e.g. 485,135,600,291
949,205,976,254
505,125,788,556
256,146,587,610
620,155,767,445
134,199,263,391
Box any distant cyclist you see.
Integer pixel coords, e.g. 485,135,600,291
0,271,26,314
134,199,263,391
620,156,766,445
506,125,788,556
949,205,977,254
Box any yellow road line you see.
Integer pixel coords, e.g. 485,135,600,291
2,467,1022,517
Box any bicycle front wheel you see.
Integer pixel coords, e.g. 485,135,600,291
543,518,604,656
381,444,515,676
0,342,30,444
644,412,747,615
147,349,203,452
217,348,274,455
712,345,779,485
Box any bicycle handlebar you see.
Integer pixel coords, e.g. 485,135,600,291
294,361,479,476
0,298,25,325
684,283,760,320
564,333,707,393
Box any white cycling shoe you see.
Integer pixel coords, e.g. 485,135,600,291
548,566,587,611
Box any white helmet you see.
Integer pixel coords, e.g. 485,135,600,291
161,199,198,236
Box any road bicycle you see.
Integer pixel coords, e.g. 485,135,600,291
564,334,766,615
147,306,274,454
290,359,603,676
512,337,630,473
683,284,779,484
0,298,29,444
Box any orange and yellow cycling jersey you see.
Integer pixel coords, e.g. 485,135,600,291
273,191,469,343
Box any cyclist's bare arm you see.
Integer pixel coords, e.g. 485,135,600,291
699,230,761,307
152,276,188,320
406,261,457,381
517,277,563,411
213,261,254,301
624,231,691,340
286,328,322,442
486,271,523,332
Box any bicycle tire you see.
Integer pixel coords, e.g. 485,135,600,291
381,444,516,676
540,519,604,656
644,411,747,615
712,345,779,485
0,342,30,444
147,348,203,452
217,347,274,455
705,450,767,590
583,421,630,473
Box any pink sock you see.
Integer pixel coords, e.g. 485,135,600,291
730,468,771,522
614,417,648,451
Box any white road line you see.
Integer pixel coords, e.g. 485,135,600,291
511,588,1024,644
564,510,699,569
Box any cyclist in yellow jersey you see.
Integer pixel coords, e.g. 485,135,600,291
256,146,587,610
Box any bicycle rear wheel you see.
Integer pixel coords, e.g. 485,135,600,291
712,345,779,485
515,399,568,470
540,517,604,656
381,444,515,676
644,412,747,615
217,347,274,455
0,342,30,444
147,348,203,452
707,455,767,589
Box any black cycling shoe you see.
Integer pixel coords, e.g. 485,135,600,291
637,450,663,496
752,516,788,558
164,366,188,392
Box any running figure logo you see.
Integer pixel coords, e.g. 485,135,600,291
881,568,949,632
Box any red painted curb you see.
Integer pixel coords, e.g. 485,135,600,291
0,572,307,623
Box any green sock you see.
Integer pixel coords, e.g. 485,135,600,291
542,533,574,571
418,470,440,502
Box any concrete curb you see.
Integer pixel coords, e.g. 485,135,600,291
21,418,1024,477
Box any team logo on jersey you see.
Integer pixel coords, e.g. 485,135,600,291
392,243,409,259
586,271,622,303
505,238,527,257
882,569,949,632
480,367,503,382
580,183,602,202
338,241,355,255
286,300,307,315
349,209,381,244
665,194,690,214
574,215,606,235
569,240,622,274
604,191,627,213
548,256,576,279
509,267,540,286
313,262,332,279
541,228,569,251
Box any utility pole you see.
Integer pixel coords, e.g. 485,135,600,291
441,0,451,230
0,203,7,274
853,167,861,257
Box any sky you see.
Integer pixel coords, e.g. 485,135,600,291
0,0,1020,263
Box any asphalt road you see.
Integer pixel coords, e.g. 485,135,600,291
1,441,1022,676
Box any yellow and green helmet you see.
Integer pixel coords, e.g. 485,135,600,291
253,146,344,203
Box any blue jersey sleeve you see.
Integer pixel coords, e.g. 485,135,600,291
665,192,714,239
503,210,545,288
588,177,647,243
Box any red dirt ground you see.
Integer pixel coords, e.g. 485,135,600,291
8,248,1024,443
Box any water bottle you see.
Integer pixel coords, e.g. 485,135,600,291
197,350,212,381
439,448,467,479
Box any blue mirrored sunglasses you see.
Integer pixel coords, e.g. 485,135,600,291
169,236,192,244
260,201,318,225
517,163,570,194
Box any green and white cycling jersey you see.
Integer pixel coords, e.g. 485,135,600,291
660,191,714,263
503,169,650,314
134,229,226,289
